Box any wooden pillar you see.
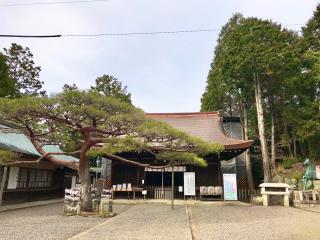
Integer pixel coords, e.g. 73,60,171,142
0,166,8,206
161,168,164,198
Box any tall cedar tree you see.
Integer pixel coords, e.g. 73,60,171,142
3,43,46,97
0,54,15,97
202,16,299,183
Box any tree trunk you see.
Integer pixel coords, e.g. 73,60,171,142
242,105,255,189
299,140,306,159
283,122,293,158
79,145,92,211
271,112,277,172
253,72,271,183
293,138,297,159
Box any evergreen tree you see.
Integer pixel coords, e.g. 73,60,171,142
0,54,15,97
90,74,131,104
3,43,46,97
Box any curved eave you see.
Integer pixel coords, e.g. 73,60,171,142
223,140,254,151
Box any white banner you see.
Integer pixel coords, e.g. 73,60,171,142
145,166,186,172
316,165,320,179
7,167,19,190
223,174,238,201
184,172,195,196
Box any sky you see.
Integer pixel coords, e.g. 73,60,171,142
0,0,319,113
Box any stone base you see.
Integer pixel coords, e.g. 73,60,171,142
293,200,320,211
99,212,116,218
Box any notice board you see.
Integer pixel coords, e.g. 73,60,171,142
184,172,195,196
223,173,238,200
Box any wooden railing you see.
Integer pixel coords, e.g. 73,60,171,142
145,185,184,199
237,188,261,201
145,186,261,201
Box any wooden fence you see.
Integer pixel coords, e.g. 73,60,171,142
145,185,184,199
237,188,261,201
144,186,261,201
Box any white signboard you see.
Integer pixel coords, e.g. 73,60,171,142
71,176,77,188
223,174,238,201
316,165,320,179
7,167,19,190
184,172,195,196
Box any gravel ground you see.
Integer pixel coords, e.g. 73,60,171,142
189,205,320,240
1,203,320,240
0,203,131,240
71,204,191,240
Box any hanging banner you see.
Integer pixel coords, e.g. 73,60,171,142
7,167,19,190
316,165,320,179
223,173,238,200
184,172,195,196
145,166,186,172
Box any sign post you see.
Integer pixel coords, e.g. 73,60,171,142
223,173,238,201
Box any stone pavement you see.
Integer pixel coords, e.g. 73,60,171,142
69,204,192,240
189,205,320,240
0,203,130,240
0,201,319,240
70,203,320,240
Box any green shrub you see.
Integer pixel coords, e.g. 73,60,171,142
282,156,295,169
292,171,304,182
0,150,18,165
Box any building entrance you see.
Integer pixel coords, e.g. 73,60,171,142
145,171,184,187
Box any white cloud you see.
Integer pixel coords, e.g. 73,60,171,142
0,0,318,112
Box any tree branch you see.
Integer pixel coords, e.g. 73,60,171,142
104,153,171,169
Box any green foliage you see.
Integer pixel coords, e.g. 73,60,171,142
156,152,208,167
88,137,145,157
0,54,15,98
302,4,320,51
0,90,221,169
90,74,131,104
292,171,304,182
63,83,78,92
0,150,19,165
281,156,295,169
201,13,245,115
2,43,46,97
201,9,320,184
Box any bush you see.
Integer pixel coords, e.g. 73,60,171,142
281,156,295,169
292,171,304,182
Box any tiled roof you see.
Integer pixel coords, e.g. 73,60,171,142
145,112,253,150
0,125,79,165
42,145,79,163
0,126,42,156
